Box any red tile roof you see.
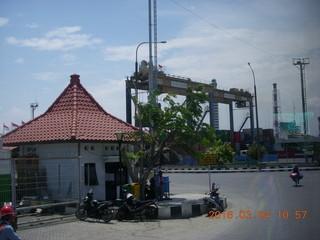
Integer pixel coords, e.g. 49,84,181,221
3,74,138,145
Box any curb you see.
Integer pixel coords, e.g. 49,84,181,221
161,167,320,174
158,202,205,219
157,196,227,219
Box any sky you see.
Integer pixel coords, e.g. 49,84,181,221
1,0,319,137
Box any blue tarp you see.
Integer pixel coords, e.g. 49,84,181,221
235,154,278,163
180,155,198,165
261,154,278,162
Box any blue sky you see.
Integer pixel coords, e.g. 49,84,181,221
1,0,319,137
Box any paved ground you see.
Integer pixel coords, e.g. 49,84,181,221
16,170,320,240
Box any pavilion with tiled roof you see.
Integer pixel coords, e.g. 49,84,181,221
2,74,139,201
3,74,138,146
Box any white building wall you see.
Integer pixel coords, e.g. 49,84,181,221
79,142,128,200
80,143,106,200
19,142,130,201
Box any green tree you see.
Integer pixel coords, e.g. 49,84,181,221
205,140,235,167
247,141,266,161
123,86,216,199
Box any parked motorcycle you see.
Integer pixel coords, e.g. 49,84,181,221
289,172,303,186
75,190,113,222
116,193,158,221
203,185,224,215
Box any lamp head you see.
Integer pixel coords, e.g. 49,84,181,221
115,132,125,141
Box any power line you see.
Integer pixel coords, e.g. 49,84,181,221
170,0,286,62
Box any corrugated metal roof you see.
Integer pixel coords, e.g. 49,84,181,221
3,74,138,145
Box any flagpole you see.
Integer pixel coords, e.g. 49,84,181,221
3,123,10,134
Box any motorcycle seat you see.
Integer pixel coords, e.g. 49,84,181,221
135,200,154,207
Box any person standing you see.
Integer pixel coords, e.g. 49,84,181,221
159,171,164,200
0,205,22,240
154,171,164,200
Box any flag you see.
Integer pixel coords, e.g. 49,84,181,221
3,124,10,134
158,64,166,72
21,121,26,125
11,122,19,129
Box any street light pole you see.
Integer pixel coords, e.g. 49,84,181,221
135,41,167,80
134,41,166,126
248,62,261,162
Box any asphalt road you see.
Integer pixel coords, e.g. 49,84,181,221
17,171,320,240
169,171,320,240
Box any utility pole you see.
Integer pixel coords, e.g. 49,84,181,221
248,63,260,162
293,58,310,135
30,102,38,119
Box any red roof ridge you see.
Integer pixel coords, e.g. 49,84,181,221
3,74,139,145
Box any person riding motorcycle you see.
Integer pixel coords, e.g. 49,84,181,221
292,165,302,183
0,206,22,240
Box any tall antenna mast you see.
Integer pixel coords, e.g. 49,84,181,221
153,0,158,90
292,58,310,135
272,83,280,139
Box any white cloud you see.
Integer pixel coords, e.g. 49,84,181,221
32,72,65,82
14,58,24,64
44,26,80,38
104,45,135,61
6,26,102,50
0,17,9,26
61,54,76,65
26,23,39,28
6,106,29,124
87,78,126,118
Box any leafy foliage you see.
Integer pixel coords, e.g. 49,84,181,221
205,139,235,166
122,86,216,198
247,141,266,161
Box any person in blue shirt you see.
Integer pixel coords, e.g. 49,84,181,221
0,206,22,240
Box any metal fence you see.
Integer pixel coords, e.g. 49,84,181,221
0,157,80,226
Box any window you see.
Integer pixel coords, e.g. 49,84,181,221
27,147,37,156
84,163,99,185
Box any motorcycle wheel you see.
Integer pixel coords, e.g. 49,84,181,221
208,203,223,214
145,206,158,219
216,205,223,213
75,206,87,220
116,208,127,221
101,208,113,222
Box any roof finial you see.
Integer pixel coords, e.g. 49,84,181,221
70,74,80,85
